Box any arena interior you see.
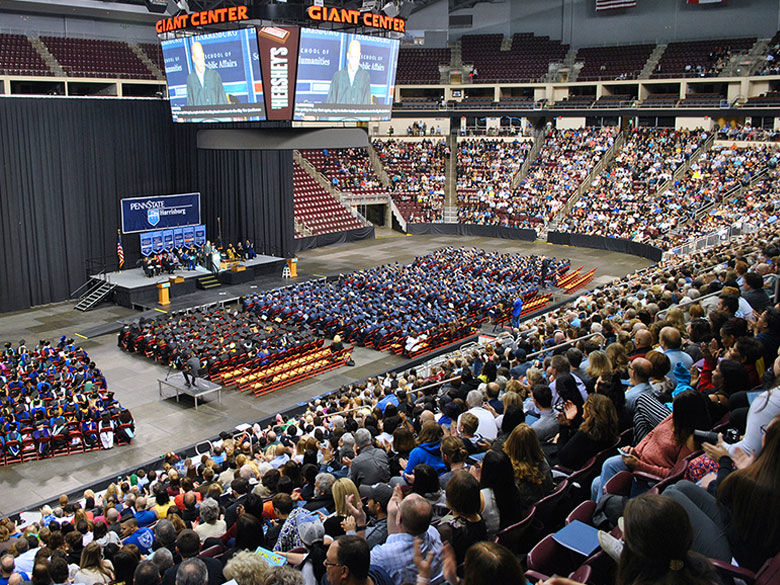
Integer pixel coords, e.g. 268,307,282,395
1,1,779,584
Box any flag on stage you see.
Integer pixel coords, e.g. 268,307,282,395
596,0,636,10
687,0,725,4
117,231,125,269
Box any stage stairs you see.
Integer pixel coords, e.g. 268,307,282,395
197,274,222,290
75,280,116,311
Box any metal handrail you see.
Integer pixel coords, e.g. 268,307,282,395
526,332,603,360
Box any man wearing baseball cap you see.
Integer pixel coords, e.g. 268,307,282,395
358,483,393,547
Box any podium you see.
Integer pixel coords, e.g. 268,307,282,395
157,282,171,306
287,258,298,278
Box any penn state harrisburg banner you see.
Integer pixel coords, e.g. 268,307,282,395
121,192,201,234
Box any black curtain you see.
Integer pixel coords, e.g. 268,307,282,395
0,98,294,313
171,123,294,259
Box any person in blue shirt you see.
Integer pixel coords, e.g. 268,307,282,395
0,555,29,585
134,497,158,528
121,518,155,554
511,296,524,328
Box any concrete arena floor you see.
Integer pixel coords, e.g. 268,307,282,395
0,233,653,515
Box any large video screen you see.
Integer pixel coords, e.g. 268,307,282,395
293,28,399,121
161,29,265,122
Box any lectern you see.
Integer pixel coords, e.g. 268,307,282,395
157,281,171,306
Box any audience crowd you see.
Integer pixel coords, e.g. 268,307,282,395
559,127,706,239
561,143,774,244
305,149,385,195
7,226,780,585
372,139,449,223
0,338,134,460
456,139,532,226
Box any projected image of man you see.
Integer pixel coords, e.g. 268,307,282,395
326,39,371,105
186,41,228,106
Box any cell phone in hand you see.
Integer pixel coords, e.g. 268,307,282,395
617,447,630,457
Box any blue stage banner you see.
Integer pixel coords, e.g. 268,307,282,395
163,229,174,251
121,193,201,234
152,231,164,253
140,233,154,257
183,226,195,246
194,224,207,246
173,227,184,249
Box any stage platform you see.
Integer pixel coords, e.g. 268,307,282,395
92,255,287,310
158,373,222,410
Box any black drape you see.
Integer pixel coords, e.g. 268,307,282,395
0,98,294,313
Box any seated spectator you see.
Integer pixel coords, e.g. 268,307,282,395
476,450,523,538
192,499,225,543
591,390,710,502
403,422,446,480
161,530,223,585
440,541,526,585
555,394,619,470
502,424,553,514
665,413,780,572
325,535,392,585
438,471,487,564
368,490,442,585
223,550,269,585
324,478,361,538
74,542,114,585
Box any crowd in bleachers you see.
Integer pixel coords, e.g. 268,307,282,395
500,127,615,225
717,123,780,142
456,139,533,226
372,139,448,223
300,149,384,196
560,141,773,244
0,338,133,463
558,127,707,239
7,225,780,585
242,248,568,355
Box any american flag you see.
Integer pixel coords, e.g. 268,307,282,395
596,0,636,10
117,231,125,269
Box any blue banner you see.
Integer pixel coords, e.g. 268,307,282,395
152,232,164,254
183,226,195,246
140,233,153,257
194,224,206,246
174,227,184,249
121,193,201,234
163,229,174,251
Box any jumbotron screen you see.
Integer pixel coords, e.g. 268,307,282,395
161,28,266,122
293,28,399,121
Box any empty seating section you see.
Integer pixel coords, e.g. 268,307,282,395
576,44,654,81
560,128,707,240
507,127,616,224
640,93,680,107
396,97,440,109
457,138,533,226
457,96,495,108
396,47,450,84
498,96,537,108
40,36,154,78
593,95,635,108
300,148,387,199
0,33,51,76
139,42,165,75
652,38,755,78
292,162,365,236
745,92,780,106
554,95,594,109
373,138,447,222
461,33,568,82
678,93,726,107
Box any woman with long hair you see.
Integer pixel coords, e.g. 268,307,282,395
537,494,719,585
503,424,553,514
477,449,523,538
665,413,780,572
591,390,710,502
439,471,487,564
323,478,360,538
555,394,619,470
74,542,114,585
